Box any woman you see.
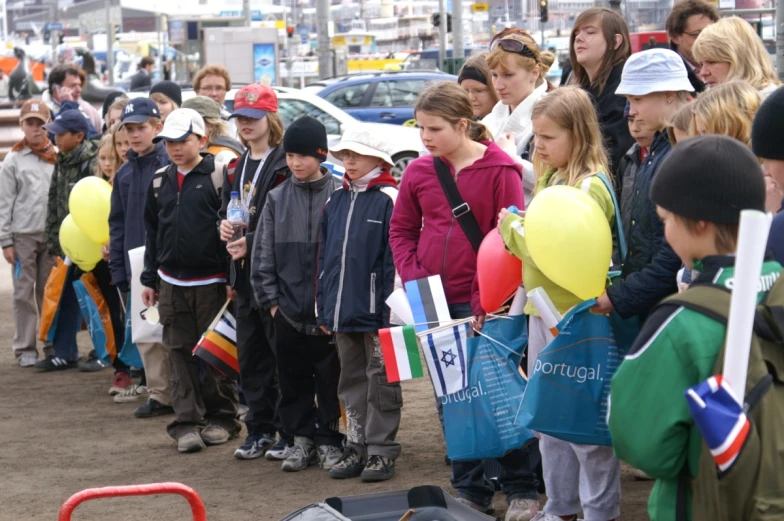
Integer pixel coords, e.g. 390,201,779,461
457,53,499,120
390,82,540,521
692,17,781,98
569,7,635,176
482,31,549,205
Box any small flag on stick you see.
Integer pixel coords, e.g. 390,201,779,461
193,300,239,378
419,321,471,398
379,325,424,383
405,275,452,332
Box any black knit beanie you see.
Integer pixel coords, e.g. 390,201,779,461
149,80,183,107
283,116,328,161
651,135,765,224
751,85,784,160
102,91,126,118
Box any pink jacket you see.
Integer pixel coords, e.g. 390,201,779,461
390,141,524,316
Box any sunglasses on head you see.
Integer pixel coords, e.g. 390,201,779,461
491,39,538,61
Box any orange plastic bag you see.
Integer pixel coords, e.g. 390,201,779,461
79,272,118,363
38,258,69,343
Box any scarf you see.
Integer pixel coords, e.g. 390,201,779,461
13,137,58,164
481,81,549,157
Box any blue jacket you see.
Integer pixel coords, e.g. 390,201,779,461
317,169,398,332
108,141,169,290
606,131,681,319
50,101,99,142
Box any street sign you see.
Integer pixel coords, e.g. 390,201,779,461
472,3,489,12
45,22,63,31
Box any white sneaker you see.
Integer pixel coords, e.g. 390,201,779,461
317,444,344,470
18,353,38,367
281,437,316,472
505,499,539,521
530,513,581,521
114,384,148,404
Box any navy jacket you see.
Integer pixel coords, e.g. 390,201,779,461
108,141,169,290
767,207,784,265
317,169,398,332
606,131,681,319
49,101,99,142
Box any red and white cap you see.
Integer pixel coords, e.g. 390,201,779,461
231,84,278,119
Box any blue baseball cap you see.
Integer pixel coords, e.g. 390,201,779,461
119,97,161,127
43,109,89,136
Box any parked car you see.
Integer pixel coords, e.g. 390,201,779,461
310,71,457,126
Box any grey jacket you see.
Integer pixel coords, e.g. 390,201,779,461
252,169,341,334
0,147,55,248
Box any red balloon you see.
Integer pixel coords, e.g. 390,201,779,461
478,231,523,313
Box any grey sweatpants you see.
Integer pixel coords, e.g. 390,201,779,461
336,332,402,459
528,315,621,521
10,233,53,358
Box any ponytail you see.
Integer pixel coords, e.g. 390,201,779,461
467,120,492,142
416,82,490,142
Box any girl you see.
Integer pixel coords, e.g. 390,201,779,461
106,98,129,132
390,82,540,521
689,80,761,145
500,87,619,521
692,17,781,98
96,133,118,183
113,124,131,165
182,96,245,163
667,102,695,144
457,53,499,120
482,30,549,205
148,80,182,122
569,7,634,176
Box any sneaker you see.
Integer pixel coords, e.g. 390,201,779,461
317,444,344,470
234,432,275,460
108,372,132,395
632,467,654,480
114,384,148,404
35,355,77,371
505,499,540,521
178,432,206,453
134,398,174,418
265,437,294,461
200,424,231,446
18,353,38,367
79,355,109,372
530,514,578,521
281,437,316,472
329,448,365,479
361,455,396,482
455,497,494,515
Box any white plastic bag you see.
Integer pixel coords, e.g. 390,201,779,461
129,246,163,344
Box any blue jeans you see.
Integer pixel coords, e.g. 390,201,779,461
52,266,82,362
443,302,541,507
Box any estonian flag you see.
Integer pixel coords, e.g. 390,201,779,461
192,300,239,378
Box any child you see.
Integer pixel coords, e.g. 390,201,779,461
0,100,57,367
109,97,173,416
37,109,99,371
609,135,771,521
113,123,131,165
316,125,400,482
103,95,129,133
182,96,244,164
754,87,784,263
255,116,345,472
689,81,761,146
148,81,182,122
140,108,239,452
499,86,620,521
96,133,118,183
217,84,289,461
666,103,694,144
618,102,656,243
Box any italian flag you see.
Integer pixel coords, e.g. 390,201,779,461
379,325,424,383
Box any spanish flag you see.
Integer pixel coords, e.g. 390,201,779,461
192,300,239,378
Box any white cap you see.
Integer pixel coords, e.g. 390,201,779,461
153,108,206,143
331,124,394,166
615,49,695,96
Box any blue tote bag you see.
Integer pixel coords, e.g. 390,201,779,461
72,278,112,364
443,314,536,460
516,299,623,446
118,297,143,368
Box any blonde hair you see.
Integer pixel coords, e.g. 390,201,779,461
539,51,556,78
109,97,129,114
692,17,781,91
667,102,696,143
690,80,762,146
111,124,129,165
150,92,179,110
486,32,543,83
414,81,493,142
96,133,118,182
530,86,610,190
237,112,284,149
205,117,230,142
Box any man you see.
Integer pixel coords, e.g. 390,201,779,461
193,65,232,120
665,0,719,94
129,57,155,91
44,65,101,136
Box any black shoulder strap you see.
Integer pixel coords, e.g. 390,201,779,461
433,157,484,253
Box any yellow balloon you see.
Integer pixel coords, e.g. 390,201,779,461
68,177,112,244
525,185,612,301
59,214,103,272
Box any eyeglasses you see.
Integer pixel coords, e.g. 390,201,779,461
465,88,490,97
490,39,538,61
683,29,703,38
200,85,227,93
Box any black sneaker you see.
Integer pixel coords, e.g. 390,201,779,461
78,355,109,372
35,355,77,371
265,437,294,461
329,448,365,479
234,432,275,460
361,455,396,482
134,398,174,418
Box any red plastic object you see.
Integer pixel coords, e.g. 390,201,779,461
58,482,207,521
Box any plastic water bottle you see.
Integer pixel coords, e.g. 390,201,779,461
226,191,246,244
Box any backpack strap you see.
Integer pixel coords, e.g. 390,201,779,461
151,165,168,198
596,172,626,263
433,157,484,253
211,161,227,196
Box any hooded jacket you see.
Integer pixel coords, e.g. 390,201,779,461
0,146,55,248
254,169,342,334
389,141,524,317
45,139,99,257
618,142,643,235
108,140,170,290
317,168,398,332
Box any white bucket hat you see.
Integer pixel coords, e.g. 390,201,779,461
331,124,394,166
615,48,695,96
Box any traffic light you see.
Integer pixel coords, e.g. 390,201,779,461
447,13,453,33
432,13,441,27
287,26,294,38
540,0,548,23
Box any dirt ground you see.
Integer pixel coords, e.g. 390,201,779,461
0,268,653,521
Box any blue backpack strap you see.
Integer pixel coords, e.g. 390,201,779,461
597,172,626,263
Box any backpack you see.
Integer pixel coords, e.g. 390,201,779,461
150,161,226,199
662,282,784,521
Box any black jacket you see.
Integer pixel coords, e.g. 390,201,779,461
617,143,642,234
129,70,152,91
671,43,706,94
584,64,635,179
141,155,227,288
606,131,682,319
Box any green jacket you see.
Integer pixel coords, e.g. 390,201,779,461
608,256,783,521
45,140,99,257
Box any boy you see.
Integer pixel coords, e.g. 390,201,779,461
255,116,344,472
140,108,239,453
0,100,56,367
608,135,773,521
109,97,173,415
617,103,655,232
753,87,784,264
36,109,99,371
316,126,401,482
